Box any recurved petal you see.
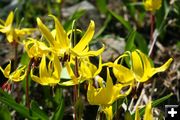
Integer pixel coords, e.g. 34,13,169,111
136,50,151,72
152,58,173,75
131,50,144,79
31,69,48,85
5,11,14,26
139,58,173,82
144,101,153,120
113,64,134,84
101,105,113,120
71,44,105,57
49,15,69,48
39,55,49,78
10,66,26,82
65,62,78,84
6,30,14,43
15,28,36,36
73,20,95,52
52,55,61,80
37,18,54,46
0,61,11,78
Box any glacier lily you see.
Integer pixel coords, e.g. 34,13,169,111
0,61,26,82
0,11,35,43
31,54,61,86
131,49,173,82
23,38,50,58
87,68,132,120
112,53,134,84
37,15,104,58
144,0,162,12
59,56,102,86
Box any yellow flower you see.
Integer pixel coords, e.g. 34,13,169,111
37,15,104,57
0,11,35,43
144,101,153,120
0,61,26,82
112,53,134,84
131,49,173,82
23,38,50,58
31,54,61,86
59,56,102,86
87,67,132,120
144,0,162,12
87,68,132,105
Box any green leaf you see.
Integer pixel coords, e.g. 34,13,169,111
156,0,170,32
135,32,148,54
20,52,30,66
64,10,86,31
0,96,37,120
30,101,49,120
0,89,13,100
96,0,107,13
112,98,125,118
75,97,84,120
155,0,171,40
132,93,173,119
54,87,63,104
0,106,11,120
108,9,132,31
51,96,64,120
125,30,136,51
94,14,112,39
124,110,133,120
108,9,148,53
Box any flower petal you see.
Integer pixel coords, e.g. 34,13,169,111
144,101,153,120
5,11,14,26
40,55,49,78
0,61,11,78
152,58,173,75
37,18,54,46
10,66,26,82
49,15,69,49
73,20,95,52
131,50,144,80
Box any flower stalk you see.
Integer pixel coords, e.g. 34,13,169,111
26,58,33,108
148,13,155,57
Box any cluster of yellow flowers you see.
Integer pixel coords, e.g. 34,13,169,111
0,8,172,120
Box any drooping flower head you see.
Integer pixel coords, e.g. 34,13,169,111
0,61,26,82
131,49,173,82
30,54,61,86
